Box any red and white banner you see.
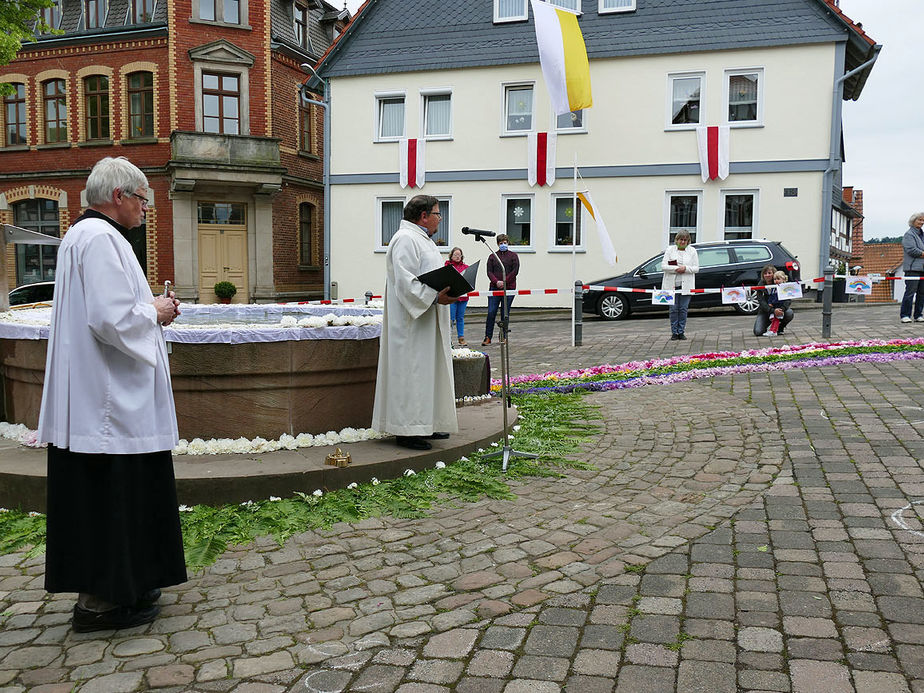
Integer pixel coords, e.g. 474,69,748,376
527,131,557,186
696,126,729,182
399,138,425,189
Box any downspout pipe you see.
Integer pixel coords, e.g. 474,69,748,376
819,43,880,276
301,65,331,301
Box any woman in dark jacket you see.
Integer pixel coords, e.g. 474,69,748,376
753,264,794,336
900,212,924,323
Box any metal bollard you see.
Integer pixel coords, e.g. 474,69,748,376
574,280,583,347
365,291,373,305
822,266,833,338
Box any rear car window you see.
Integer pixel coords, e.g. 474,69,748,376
733,245,772,263
697,247,732,268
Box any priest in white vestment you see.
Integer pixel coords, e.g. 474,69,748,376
371,195,458,450
38,156,187,633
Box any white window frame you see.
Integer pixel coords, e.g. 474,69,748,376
554,108,587,134
499,193,535,251
599,0,636,14
501,82,534,137
375,196,406,252
550,0,580,10
374,91,405,142
431,196,453,251
548,193,586,252
719,189,759,241
724,67,764,127
665,71,704,131
493,0,527,23
664,190,703,247
420,88,452,141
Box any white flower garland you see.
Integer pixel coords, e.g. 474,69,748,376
174,426,389,455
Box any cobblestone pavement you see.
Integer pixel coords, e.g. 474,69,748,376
1,303,923,692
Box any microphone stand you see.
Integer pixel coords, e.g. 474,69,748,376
472,234,537,472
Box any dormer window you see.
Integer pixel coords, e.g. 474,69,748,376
84,0,108,29
129,0,154,23
494,0,527,23
40,0,62,32
599,0,635,13
294,2,311,50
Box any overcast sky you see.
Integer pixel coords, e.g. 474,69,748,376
340,0,914,240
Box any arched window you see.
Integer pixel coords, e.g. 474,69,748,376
43,79,67,143
84,75,110,140
127,71,154,138
299,203,315,266
3,84,27,145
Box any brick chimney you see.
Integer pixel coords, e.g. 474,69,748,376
844,187,864,264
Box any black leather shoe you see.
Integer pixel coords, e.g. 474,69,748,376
73,603,160,633
395,436,432,450
136,588,161,608
670,334,679,340
430,432,450,439
678,333,687,340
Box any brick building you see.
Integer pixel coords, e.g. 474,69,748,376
0,0,348,303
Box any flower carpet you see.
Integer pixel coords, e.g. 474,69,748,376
491,338,924,396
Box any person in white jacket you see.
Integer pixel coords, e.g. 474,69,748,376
38,156,186,633
660,231,699,340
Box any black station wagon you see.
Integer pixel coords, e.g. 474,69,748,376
582,240,801,320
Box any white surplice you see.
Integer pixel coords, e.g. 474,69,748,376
371,220,457,436
37,213,178,454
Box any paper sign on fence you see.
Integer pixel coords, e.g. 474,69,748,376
845,276,872,295
721,287,748,305
652,290,675,306
777,282,802,299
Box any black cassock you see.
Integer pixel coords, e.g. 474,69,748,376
44,446,187,606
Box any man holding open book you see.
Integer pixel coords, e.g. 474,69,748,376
371,195,458,451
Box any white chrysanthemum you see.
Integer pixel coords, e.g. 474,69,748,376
269,496,281,502
347,482,358,489
435,461,446,469
312,489,323,497
178,505,193,512
371,477,380,485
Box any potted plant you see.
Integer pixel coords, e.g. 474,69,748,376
214,281,237,304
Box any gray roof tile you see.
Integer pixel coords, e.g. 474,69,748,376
320,0,867,78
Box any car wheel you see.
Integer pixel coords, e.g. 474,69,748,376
734,289,760,315
598,293,629,321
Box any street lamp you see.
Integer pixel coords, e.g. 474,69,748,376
301,63,331,301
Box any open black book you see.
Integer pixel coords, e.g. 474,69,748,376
417,260,480,298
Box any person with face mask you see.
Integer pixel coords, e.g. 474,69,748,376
661,230,698,340
482,234,520,346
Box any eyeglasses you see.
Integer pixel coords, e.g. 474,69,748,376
128,192,149,208
428,211,442,217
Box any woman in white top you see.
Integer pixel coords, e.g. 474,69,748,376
660,230,699,340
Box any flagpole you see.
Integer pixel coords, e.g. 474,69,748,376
571,153,578,348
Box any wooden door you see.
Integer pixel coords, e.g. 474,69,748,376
198,217,248,302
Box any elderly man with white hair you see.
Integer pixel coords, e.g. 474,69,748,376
38,156,187,632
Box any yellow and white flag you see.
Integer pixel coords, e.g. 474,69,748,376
577,190,617,266
530,0,593,116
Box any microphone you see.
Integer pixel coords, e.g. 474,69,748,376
461,227,496,237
